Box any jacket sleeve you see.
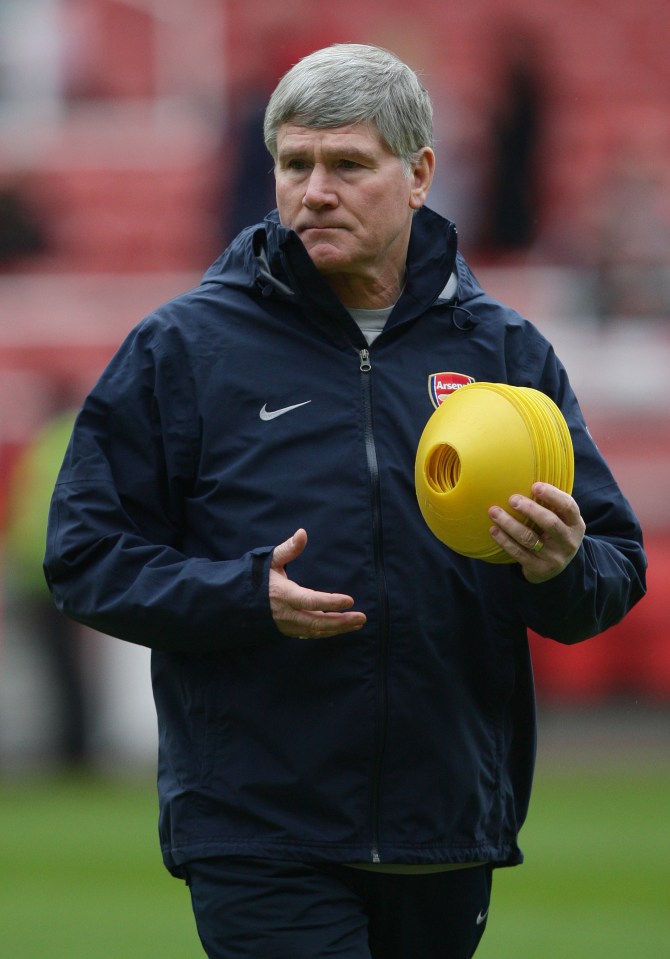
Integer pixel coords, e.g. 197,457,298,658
43,319,278,654
510,341,647,645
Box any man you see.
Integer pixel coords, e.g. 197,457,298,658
44,44,646,959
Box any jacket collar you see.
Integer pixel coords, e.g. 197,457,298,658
203,206,461,342
263,205,459,322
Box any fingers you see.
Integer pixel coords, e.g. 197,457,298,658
489,507,550,564
488,483,585,583
269,529,367,639
275,575,357,614
271,528,308,571
293,609,367,640
270,570,367,638
526,484,586,550
530,482,584,529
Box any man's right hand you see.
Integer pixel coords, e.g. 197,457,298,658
269,529,367,639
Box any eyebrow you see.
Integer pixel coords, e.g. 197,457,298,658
277,143,375,165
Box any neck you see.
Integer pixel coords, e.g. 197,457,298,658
326,268,407,310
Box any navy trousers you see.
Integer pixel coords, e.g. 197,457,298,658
184,857,493,959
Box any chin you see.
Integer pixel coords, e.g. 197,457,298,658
304,245,350,274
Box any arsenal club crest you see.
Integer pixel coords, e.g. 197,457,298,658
428,372,475,408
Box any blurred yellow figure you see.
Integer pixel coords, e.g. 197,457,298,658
5,409,92,768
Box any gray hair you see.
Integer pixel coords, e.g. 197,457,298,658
263,43,433,170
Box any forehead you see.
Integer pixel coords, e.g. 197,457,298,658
276,121,392,157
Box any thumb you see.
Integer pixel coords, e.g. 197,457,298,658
271,528,308,570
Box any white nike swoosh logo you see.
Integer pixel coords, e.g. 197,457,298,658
476,908,489,926
259,400,312,421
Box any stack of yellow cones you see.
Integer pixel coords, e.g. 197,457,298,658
414,382,574,563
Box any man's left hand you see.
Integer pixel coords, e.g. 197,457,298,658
488,481,586,583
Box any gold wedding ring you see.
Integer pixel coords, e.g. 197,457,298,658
532,538,544,553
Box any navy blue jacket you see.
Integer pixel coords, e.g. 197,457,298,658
44,207,646,875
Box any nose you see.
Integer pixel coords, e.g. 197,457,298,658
302,166,338,209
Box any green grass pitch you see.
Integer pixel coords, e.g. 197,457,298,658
1,759,668,958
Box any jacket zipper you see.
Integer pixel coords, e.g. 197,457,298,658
359,347,389,864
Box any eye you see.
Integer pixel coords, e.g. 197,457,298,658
338,159,361,170
282,158,310,172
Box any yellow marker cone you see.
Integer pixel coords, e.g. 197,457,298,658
414,383,574,563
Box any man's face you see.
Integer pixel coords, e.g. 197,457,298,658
274,122,433,297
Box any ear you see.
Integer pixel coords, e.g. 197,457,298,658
409,147,435,210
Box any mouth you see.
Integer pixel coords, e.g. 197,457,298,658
299,224,345,235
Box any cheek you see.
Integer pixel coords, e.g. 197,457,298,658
366,192,410,239
275,174,302,203
371,177,411,215
275,187,297,227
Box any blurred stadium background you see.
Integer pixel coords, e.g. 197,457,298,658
0,1,668,955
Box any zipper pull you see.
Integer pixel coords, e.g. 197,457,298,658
359,348,371,372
